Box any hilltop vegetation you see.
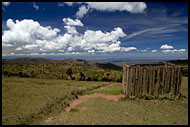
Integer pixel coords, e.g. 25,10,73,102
167,59,188,77
2,58,122,82
167,59,188,67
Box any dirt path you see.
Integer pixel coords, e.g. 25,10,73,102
65,93,124,112
44,93,124,124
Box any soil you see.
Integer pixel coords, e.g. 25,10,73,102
44,93,124,123
44,117,53,123
65,93,124,112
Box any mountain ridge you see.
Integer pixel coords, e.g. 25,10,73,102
2,57,122,71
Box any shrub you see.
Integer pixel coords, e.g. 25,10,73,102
86,77,92,81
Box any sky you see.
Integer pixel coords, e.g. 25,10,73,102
2,2,188,59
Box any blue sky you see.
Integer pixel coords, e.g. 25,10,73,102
2,2,188,59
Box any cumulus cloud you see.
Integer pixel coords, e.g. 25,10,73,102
33,2,39,10
80,28,127,52
2,18,137,55
121,47,137,52
76,5,90,18
86,2,146,13
63,18,84,26
151,50,157,52
88,50,95,53
2,19,60,50
2,2,10,6
65,2,147,18
160,44,174,49
162,49,186,53
64,26,78,34
15,47,23,51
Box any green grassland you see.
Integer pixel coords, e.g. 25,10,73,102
2,77,188,125
40,77,188,125
2,77,109,125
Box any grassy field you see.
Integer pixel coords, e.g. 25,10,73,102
2,77,109,125
2,77,188,125
40,77,188,125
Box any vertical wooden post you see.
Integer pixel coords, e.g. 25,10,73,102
128,67,133,97
132,67,135,96
135,68,139,97
162,67,165,94
178,67,183,95
138,68,143,96
157,68,160,96
143,68,146,94
126,66,129,97
146,68,149,94
149,68,152,95
122,65,126,96
173,67,177,94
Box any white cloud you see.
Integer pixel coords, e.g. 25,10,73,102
33,2,39,10
2,18,137,55
2,2,10,6
88,50,95,53
64,26,78,34
125,27,168,40
162,49,186,53
121,47,137,52
86,2,146,13
178,49,186,52
63,18,84,26
160,44,174,49
66,2,147,18
76,5,89,18
23,44,38,50
151,50,157,52
2,19,60,49
80,27,127,52
15,47,23,51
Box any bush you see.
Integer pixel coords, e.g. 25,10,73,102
182,69,188,77
86,77,92,81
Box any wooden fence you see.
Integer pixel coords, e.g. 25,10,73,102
122,62,183,97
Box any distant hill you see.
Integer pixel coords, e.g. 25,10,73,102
2,57,122,71
166,59,188,67
2,57,123,82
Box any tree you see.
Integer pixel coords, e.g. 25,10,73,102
66,68,73,80
79,72,85,81
102,72,111,81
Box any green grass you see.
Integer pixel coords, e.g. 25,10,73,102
82,83,122,95
44,97,188,125
2,63,122,82
2,77,188,125
2,77,109,125
40,77,188,125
